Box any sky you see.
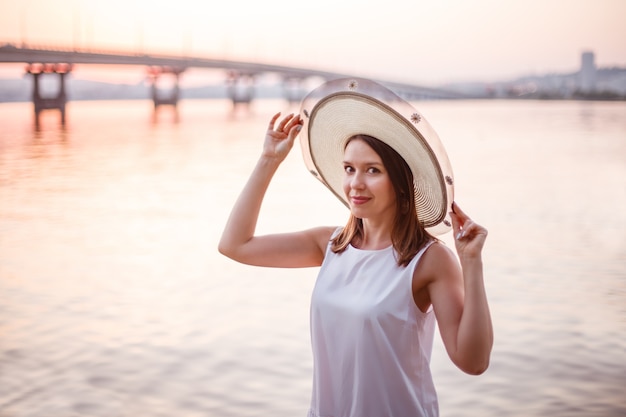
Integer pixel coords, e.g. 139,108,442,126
0,0,625,86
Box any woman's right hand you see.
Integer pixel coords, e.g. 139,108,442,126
262,112,302,162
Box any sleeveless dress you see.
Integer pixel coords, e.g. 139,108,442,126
308,238,438,417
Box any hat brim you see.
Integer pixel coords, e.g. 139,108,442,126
299,78,454,235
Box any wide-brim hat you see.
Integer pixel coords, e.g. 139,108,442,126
299,77,454,235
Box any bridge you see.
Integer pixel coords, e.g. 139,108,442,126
0,43,465,124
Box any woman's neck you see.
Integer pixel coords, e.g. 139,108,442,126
355,218,393,250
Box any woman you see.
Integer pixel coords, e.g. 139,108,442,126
219,79,493,417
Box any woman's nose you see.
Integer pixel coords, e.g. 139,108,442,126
350,172,366,189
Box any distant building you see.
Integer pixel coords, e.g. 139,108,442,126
579,51,597,93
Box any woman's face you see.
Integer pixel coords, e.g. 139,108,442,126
342,139,397,222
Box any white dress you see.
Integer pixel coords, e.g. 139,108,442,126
308,238,438,417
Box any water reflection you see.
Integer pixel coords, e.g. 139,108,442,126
151,105,180,125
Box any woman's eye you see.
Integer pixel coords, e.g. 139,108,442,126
368,167,380,174
344,165,354,173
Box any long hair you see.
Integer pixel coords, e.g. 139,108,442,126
331,134,435,267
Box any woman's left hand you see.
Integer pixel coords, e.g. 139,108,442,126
450,202,488,260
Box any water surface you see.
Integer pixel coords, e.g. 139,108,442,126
1,98,625,416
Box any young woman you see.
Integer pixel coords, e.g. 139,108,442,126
219,79,493,417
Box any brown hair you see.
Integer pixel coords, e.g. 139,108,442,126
331,134,435,266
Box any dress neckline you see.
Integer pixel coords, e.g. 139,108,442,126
348,243,393,253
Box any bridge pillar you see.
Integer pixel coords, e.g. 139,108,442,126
147,66,185,109
226,71,256,108
26,63,72,125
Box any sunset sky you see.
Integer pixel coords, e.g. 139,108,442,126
0,0,625,86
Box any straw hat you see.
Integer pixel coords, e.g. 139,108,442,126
299,77,454,235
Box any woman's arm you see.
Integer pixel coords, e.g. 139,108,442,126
218,112,333,268
421,203,493,375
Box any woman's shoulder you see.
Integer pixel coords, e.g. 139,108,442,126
415,240,460,280
309,226,341,248
424,240,456,259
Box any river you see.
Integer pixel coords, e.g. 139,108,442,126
1,98,625,416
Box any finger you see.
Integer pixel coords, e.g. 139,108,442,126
268,112,281,130
454,219,472,241
284,114,302,132
288,120,303,139
451,202,470,221
459,220,489,243
462,219,475,234
277,113,295,131
449,208,462,234
453,200,475,235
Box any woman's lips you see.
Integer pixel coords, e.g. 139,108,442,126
350,196,370,205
